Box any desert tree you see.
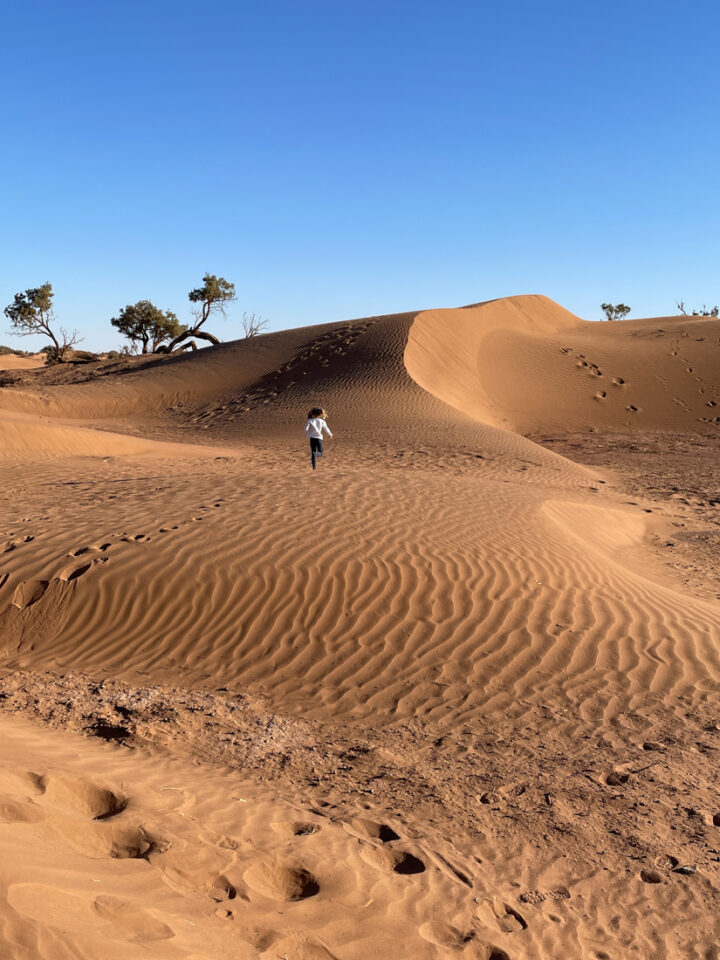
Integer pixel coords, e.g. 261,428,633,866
600,302,631,322
676,300,688,315
241,312,269,338
110,300,185,354
159,274,236,352
4,282,81,363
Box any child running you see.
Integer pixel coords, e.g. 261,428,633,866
304,407,333,470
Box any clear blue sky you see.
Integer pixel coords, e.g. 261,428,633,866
2,0,718,351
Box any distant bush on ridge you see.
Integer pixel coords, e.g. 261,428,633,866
676,300,718,317
600,303,631,322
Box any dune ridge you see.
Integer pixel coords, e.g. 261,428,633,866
0,294,719,957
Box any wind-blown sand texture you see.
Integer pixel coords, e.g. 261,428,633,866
0,295,719,959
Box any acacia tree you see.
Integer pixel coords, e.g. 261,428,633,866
600,302,631,322
110,300,185,354
158,274,236,352
4,282,81,363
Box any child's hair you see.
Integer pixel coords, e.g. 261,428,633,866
308,407,326,418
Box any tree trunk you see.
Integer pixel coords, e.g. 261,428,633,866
158,327,220,353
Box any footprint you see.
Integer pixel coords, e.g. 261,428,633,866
345,818,400,842
11,580,49,609
271,820,321,838
612,377,626,386
360,846,425,875
62,820,159,860
69,542,112,558
243,860,319,901
519,887,570,903
57,561,97,582
43,777,126,819
3,536,35,553
487,899,527,933
419,921,474,948
0,798,46,824
208,875,237,902
594,391,607,401
625,404,640,413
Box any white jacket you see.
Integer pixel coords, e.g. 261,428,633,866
305,417,332,439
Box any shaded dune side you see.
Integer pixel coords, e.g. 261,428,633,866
0,321,351,421
406,295,720,434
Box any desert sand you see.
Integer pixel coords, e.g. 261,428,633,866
0,295,719,959
0,354,45,372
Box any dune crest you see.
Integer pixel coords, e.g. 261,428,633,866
406,294,720,433
0,294,719,957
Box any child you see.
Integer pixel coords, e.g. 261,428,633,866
305,407,333,470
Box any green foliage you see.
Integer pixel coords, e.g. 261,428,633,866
110,300,185,353
160,273,237,352
5,283,55,336
600,302,631,322
3,282,81,362
188,274,236,316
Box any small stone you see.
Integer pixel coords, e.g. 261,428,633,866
673,864,697,875
642,741,664,751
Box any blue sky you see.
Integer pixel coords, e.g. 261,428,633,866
2,0,718,351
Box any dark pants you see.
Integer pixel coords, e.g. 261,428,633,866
310,437,323,469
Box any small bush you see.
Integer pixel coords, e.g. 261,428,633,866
601,303,631,322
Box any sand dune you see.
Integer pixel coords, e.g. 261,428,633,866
0,295,719,957
408,295,720,433
0,410,237,460
0,353,45,371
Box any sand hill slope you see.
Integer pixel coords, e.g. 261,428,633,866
407,295,720,433
0,295,719,959
0,296,717,719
